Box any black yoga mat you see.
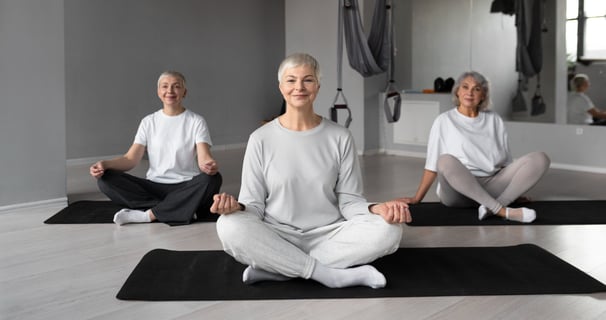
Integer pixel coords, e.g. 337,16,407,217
44,200,217,224
407,200,606,226
116,244,606,301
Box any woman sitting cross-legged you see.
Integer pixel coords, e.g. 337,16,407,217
398,71,550,223
210,53,410,289
90,71,222,226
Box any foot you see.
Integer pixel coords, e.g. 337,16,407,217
505,207,536,223
478,205,494,220
242,266,291,285
113,208,151,225
311,264,387,289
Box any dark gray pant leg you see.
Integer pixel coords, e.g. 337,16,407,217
97,170,161,209
152,172,223,225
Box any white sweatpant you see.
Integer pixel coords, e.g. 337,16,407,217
216,212,403,279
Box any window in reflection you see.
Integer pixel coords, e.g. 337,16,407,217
567,0,606,62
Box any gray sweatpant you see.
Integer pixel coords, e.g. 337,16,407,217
216,212,403,279
436,151,550,213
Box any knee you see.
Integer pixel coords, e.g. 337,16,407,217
380,223,403,251
211,172,223,186
216,213,249,249
436,154,460,173
96,170,118,193
529,151,551,170
365,219,403,254
193,172,223,190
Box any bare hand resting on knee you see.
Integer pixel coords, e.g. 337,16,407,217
369,200,412,224
210,192,242,215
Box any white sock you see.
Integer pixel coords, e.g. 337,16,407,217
310,263,386,289
505,207,536,223
113,208,151,225
242,266,291,285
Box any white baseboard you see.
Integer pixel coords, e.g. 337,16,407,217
66,143,248,167
549,163,606,174
362,149,382,156
211,142,247,151
377,148,606,174
0,197,67,213
66,155,122,167
379,148,427,159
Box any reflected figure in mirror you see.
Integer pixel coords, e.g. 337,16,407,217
567,73,606,125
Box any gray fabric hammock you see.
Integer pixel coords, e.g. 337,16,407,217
493,0,545,115
515,0,543,78
331,0,400,127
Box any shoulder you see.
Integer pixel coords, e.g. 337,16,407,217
321,117,351,136
441,108,459,119
482,110,504,122
248,118,278,142
183,109,206,122
144,109,162,119
139,110,161,125
434,108,456,125
481,110,507,133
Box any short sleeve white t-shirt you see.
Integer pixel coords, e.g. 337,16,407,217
134,109,212,183
425,108,512,177
567,92,594,125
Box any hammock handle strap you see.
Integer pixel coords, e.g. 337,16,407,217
330,88,352,128
382,0,401,123
331,0,353,128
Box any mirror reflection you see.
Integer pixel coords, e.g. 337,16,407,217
565,0,606,126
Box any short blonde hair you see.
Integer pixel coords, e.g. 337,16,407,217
277,53,321,85
157,71,187,88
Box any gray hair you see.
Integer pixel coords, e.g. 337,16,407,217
451,71,491,111
571,73,589,91
157,71,187,88
277,53,321,85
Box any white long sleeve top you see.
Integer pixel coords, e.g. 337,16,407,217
238,118,373,232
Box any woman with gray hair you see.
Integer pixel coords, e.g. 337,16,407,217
210,53,409,289
399,71,550,223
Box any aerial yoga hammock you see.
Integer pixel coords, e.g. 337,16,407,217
491,0,545,115
331,0,400,128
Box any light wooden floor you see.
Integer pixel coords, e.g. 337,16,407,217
2,148,606,320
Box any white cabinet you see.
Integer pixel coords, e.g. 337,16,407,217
391,93,451,146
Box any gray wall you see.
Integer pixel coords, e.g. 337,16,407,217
0,0,67,208
65,0,285,159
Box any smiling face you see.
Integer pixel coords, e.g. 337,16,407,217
456,76,485,110
279,64,320,110
157,75,187,108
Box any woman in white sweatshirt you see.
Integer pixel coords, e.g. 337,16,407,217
210,53,410,289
